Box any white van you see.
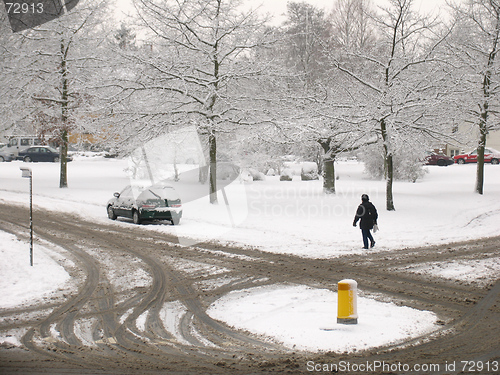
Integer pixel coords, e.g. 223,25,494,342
4,136,43,157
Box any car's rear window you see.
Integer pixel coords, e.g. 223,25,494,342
141,187,180,201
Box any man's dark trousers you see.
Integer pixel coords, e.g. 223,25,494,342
361,229,374,249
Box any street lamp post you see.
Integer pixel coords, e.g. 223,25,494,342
20,167,33,266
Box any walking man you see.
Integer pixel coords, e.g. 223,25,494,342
353,194,378,249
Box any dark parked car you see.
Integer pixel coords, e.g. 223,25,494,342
107,184,182,225
453,148,500,164
18,146,71,163
424,151,454,166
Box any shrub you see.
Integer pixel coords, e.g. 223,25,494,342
358,144,427,183
280,169,293,181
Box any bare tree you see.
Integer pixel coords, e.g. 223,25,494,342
114,23,137,50
330,0,376,50
107,0,273,204
257,2,380,194
446,0,500,194
329,0,449,210
0,0,110,187
282,2,332,83
0,12,23,135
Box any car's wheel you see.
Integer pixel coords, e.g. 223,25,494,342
133,210,142,224
437,159,446,167
457,158,465,164
53,156,59,163
24,156,32,162
492,158,499,165
107,206,117,220
171,217,180,225
0,156,4,162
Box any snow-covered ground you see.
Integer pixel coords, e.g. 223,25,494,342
402,257,500,286
1,157,500,258
1,156,498,352
207,284,437,352
0,231,71,309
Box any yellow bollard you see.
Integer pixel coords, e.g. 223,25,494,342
337,279,358,324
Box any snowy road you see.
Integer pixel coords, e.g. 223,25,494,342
0,202,499,374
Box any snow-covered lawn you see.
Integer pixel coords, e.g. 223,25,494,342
207,284,438,352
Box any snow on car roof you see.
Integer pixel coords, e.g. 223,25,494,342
128,180,175,191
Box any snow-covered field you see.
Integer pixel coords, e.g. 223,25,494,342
1,156,499,352
1,157,500,257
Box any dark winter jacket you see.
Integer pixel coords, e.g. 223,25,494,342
353,201,378,230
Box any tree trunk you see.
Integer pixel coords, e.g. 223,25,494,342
475,109,488,195
59,39,69,188
318,138,335,194
209,128,217,204
323,158,336,194
475,9,500,193
385,153,395,210
380,119,395,211
59,129,68,188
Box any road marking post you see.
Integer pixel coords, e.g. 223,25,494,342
337,279,358,324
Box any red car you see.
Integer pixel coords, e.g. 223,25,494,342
453,148,500,164
424,152,454,166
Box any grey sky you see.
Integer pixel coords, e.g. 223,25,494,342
248,0,449,24
115,0,451,27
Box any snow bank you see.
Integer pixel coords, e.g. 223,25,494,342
0,231,70,309
207,284,438,352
